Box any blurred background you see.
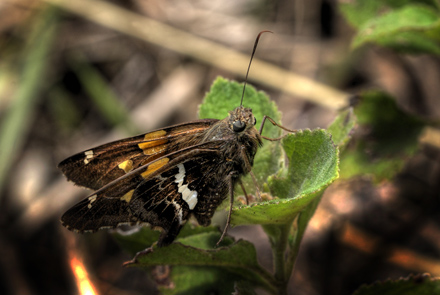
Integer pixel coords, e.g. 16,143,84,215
1,0,440,294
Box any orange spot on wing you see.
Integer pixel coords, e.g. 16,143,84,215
138,139,168,153
143,130,167,140
141,144,167,156
141,157,170,179
120,189,135,203
118,159,133,173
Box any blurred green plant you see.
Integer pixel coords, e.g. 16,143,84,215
338,0,437,183
340,91,426,181
0,7,58,193
340,0,440,54
68,53,138,134
352,274,440,295
337,0,440,294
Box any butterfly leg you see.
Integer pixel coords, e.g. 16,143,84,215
240,146,261,200
259,115,297,141
239,180,250,205
123,246,154,266
216,171,238,247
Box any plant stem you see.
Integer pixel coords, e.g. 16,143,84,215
286,220,305,279
286,197,322,278
264,221,293,295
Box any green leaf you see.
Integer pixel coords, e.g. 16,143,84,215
115,225,276,293
350,5,440,54
113,224,224,255
352,274,440,295
340,91,426,180
199,77,283,193
131,234,259,273
162,266,237,295
339,1,385,28
327,107,357,149
281,110,356,276
339,0,440,28
126,233,275,294
231,129,339,226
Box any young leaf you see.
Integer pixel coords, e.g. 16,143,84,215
232,129,339,226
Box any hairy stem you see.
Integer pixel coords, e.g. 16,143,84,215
263,221,293,295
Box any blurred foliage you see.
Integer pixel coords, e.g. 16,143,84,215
0,7,58,192
338,0,437,182
69,54,138,134
340,0,440,294
352,274,440,295
340,91,426,181
340,0,440,54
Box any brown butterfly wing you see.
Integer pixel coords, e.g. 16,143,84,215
61,141,224,246
58,119,217,190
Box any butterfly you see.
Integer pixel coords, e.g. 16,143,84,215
59,31,294,247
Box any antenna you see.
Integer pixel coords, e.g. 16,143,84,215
240,30,273,107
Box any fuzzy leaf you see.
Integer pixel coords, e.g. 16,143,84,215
232,129,339,225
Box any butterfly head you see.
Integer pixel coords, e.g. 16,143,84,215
229,31,270,135
228,106,257,133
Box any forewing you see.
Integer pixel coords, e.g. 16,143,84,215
58,119,217,190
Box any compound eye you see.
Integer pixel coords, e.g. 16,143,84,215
233,121,246,132
253,117,257,125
